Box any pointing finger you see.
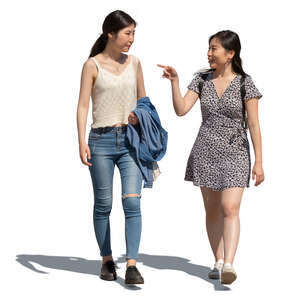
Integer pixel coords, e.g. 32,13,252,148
157,64,167,69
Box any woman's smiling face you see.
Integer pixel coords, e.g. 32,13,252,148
207,37,234,69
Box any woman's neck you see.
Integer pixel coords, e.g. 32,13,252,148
213,64,236,79
102,44,123,62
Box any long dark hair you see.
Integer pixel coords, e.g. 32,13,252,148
89,10,137,58
209,30,247,77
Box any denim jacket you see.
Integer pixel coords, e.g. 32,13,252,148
126,96,168,188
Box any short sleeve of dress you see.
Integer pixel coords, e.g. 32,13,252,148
187,73,203,95
244,75,263,101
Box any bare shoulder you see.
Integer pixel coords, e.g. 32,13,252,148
129,54,140,65
81,58,98,81
84,57,97,70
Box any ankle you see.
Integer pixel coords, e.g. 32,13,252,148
126,259,137,268
102,255,113,264
224,262,233,267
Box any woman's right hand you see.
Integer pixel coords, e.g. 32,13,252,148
79,142,92,166
157,64,178,81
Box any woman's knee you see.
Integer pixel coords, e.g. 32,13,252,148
222,205,240,218
221,188,243,218
122,194,141,217
202,189,222,221
93,196,113,217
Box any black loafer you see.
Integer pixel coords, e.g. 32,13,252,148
100,260,117,281
125,266,144,284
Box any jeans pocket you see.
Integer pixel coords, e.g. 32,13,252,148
88,131,102,141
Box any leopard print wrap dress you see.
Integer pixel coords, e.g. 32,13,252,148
184,71,262,191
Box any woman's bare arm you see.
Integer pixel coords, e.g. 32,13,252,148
170,77,199,116
76,59,96,166
246,98,262,163
157,64,199,116
245,98,264,185
136,58,146,99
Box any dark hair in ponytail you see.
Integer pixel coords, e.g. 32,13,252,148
209,30,247,77
89,10,136,58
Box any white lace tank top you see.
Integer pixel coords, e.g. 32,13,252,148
90,55,139,128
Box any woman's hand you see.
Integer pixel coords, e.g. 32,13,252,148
252,162,264,186
128,112,138,125
79,142,92,167
157,64,178,81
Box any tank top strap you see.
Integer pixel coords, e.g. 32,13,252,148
91,57,101,71
130,55,139,74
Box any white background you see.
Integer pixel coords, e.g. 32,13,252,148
1,0,300,298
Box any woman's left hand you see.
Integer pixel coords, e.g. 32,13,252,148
128,112,138,125
252,162,265,186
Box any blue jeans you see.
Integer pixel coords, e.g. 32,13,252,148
87,126,143,260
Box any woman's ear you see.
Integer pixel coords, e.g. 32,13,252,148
107,32,115,40
229,49,235,60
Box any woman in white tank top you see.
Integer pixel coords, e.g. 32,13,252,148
76,10,146,284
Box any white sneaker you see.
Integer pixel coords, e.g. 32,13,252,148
221,263,237,284
208,260,224,279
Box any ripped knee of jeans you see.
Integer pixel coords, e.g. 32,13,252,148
122,193,141,200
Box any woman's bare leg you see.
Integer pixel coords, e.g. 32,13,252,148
200,187,224,261
220,187,244,264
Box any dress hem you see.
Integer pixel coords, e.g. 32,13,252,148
184,177,249,191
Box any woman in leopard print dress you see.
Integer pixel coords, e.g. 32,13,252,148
158,30,264,285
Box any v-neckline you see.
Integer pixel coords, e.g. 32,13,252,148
96,55,132,77
211,74,238,100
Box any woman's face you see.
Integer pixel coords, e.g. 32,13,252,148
207,37,234,69
109,24,135,52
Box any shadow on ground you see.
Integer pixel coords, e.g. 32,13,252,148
16,253,230,291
